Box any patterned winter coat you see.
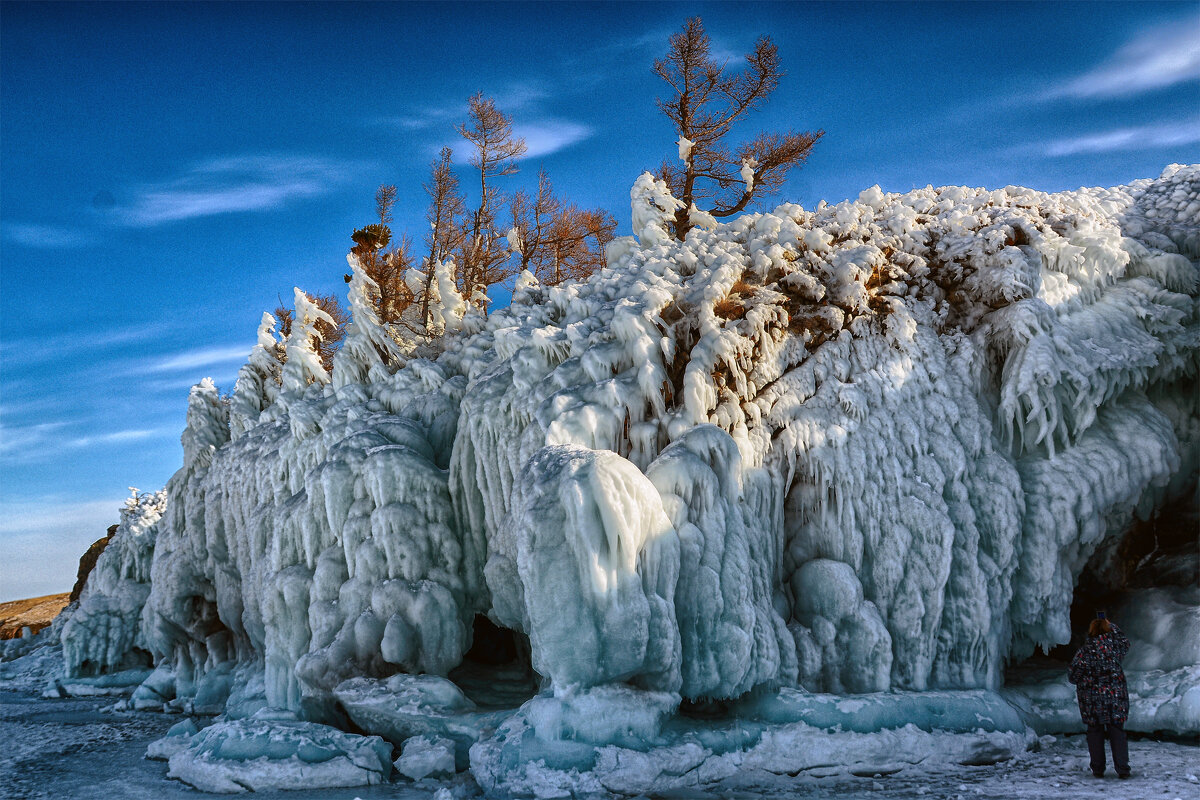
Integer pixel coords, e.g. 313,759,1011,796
1068,624,1130,726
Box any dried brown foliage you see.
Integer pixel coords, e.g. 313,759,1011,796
510,170,617,286
713,278,756,320
349,184,415,325
713,296,747,321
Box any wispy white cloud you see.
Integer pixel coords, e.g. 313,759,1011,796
0,420,175,458
1040,119,1200,157
148,344,250,373
492,80,551,111
117,155,361,226
0,421,69,456
516,120,593,158
442,119,593,163
379,107,459,131
62,427,175,449
2,221,94,249
380,80,551,132
1049,22,1200,100
0,320,169,368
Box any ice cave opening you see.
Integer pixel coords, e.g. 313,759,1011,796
449,615,540,710
72,645,152,679
1003,491,1199,739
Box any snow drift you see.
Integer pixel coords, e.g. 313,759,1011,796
29,164,1200,795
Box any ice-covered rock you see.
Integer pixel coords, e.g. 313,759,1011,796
52,164,1199,794
487,445,682,693
59,487,166,686
334,673,509,770
471,687,1033,798
166,716,393,792
394,734,457,781
145,717,200,760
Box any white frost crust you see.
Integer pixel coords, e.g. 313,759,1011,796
229,312,283,439
506,226,524,255
740,157,756,194
630,172,683,246
331,254,409,390
280,287,335,396
432,258,468,335
677,136,694,163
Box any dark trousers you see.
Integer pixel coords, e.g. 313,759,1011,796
1086,722,1129,775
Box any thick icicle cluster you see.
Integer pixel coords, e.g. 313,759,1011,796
59,487,167,681
40,165,1199,795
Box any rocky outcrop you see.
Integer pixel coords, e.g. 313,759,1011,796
69,525,118,605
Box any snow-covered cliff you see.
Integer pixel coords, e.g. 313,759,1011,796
40,165,1200,795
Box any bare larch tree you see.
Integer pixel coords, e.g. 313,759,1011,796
509,170,617,286
456,92,527,309
655,17,823,240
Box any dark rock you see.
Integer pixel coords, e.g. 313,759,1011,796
69,524,118,604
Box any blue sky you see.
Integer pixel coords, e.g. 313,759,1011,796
1,1,1197,601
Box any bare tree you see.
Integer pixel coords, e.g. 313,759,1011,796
456,92,527,308
545,205,616,285
654,17,823,240
509,169,560,273
509,170,616,287
274,292,349,373
420,147,467,328
348,184,415,325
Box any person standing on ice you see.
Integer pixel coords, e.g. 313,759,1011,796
1068,612,1132,779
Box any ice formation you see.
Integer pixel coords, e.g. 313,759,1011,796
331,257,407,389
10,164,1198,796
165,713,393,792
741,157,757,194
57,487,166,692
394,734,457,781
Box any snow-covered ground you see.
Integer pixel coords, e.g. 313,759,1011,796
1,689,1197,800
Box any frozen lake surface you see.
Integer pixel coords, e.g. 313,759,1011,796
2,690,1197,800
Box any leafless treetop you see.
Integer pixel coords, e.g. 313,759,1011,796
654,17,823,240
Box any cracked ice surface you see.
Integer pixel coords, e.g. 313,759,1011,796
32,165,1200,795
